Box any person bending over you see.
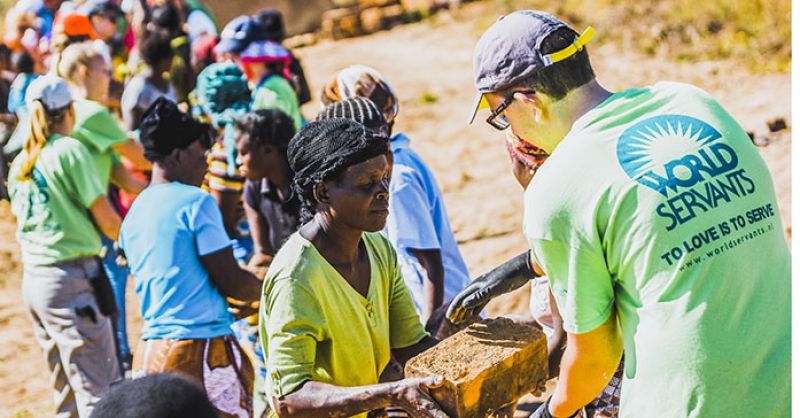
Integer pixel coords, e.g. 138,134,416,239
260,118,447,418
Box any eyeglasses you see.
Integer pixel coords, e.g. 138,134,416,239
485,90,534,131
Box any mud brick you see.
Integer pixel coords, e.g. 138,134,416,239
360,7,385,34
359,0,400,7
400,0,435,13
405,317,548,418
321,7,363,39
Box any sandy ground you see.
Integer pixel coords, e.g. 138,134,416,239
0,2,791,416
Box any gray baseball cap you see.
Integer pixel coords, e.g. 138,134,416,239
25,75,73,113
467,10,594,124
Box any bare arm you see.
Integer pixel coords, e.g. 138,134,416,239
244,200,274,268
210,189,241,239
548,313,623,417
200,246,262,301
110,161,147,194
391,335,438,368
89,196,122,241
272,376,447,418
112,138,152,171
409,248,444,325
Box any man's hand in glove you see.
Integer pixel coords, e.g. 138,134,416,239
446,251,538,323
531,398,578,418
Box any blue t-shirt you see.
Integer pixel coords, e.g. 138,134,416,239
119,182,235,339
382,133,470,312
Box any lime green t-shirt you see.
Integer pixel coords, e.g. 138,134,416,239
9,134,106,266
523,82,790,417
71,99,128,184
260,232,427,416
252,75,303,131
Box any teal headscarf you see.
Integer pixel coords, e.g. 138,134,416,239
194,62,251,175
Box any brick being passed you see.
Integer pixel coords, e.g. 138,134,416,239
405,317,548,418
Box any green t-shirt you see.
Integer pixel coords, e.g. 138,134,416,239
260,232,427,417
252,75,303,131
523,82,790,417
71,99,128,184
9,134,106,266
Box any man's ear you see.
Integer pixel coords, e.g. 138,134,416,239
313,182,330,205
513,91,539,106
514,91,543,121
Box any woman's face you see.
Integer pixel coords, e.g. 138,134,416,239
235,132,283,181
85,55,111,102
90,14,118,41
323,154,391,233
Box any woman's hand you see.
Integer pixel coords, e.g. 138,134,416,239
390,376,450,418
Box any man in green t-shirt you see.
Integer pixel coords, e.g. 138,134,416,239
448,10,790,418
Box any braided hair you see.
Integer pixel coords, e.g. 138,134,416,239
287,118,389,223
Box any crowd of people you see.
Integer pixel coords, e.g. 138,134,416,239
0,1,790,418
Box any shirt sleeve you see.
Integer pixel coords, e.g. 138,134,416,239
73,106,128,152
261,276,325,398
529,238,614,334
243,180,259,210
384,238,428,348
60,141,107,208
385,169,440,250
191,193,233,256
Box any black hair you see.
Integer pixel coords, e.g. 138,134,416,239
139,29,174,67
0,44,10,60
151,3,181,34
12,51,34,73
88,373,217,418
254,9,285,42
234,108,296,149
512,27,595,100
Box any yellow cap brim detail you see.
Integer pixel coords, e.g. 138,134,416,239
467,92,490,124
543,26,596,66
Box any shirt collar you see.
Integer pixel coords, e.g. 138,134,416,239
390,132,410,151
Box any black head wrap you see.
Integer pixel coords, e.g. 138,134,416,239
140,97,211,161
287,118,389,222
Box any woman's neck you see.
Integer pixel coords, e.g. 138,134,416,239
67,84,88,101
302,215,362,264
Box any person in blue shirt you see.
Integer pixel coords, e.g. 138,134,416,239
320,66,471,325
118,97,261,418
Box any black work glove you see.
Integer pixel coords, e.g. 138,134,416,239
530,398,578,418
446,251,538,324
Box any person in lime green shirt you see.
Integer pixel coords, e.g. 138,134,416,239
58,41,151,191
8,75,122,417
450,10,790,418
260,118,447,418
57,41,152,372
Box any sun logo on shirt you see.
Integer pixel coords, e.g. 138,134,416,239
616,115,723,195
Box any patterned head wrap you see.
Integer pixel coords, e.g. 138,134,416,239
193,62,251,173
320,64,399,124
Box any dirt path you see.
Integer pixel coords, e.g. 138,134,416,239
0,2,790,416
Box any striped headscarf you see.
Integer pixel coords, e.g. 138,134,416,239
316,96,389,137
